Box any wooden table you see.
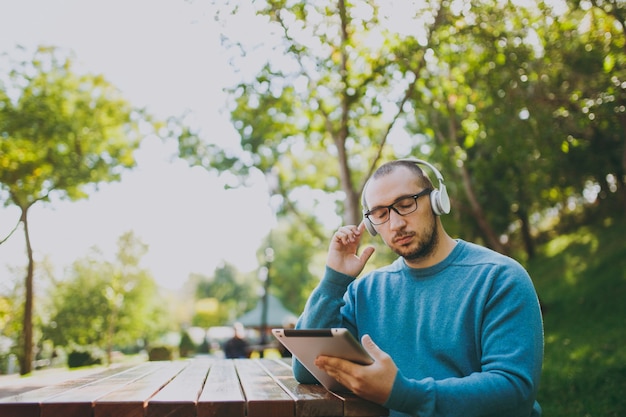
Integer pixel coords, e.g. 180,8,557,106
0,358,388,417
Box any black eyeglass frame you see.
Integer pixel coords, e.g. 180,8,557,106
364,188,433,226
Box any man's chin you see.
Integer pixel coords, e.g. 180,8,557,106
393,245,418,259
399,241,437,263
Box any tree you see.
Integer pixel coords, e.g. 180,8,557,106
180,0,545,252
0,280,21,372
0,46,145,374
194,262,258,325
260,215,325,315
44,232,169,364
178,0,623,262
192,297,226,328
402,1,552,255
541,1,626,211
180,0,450,230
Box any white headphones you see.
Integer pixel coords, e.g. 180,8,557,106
362,158,451,236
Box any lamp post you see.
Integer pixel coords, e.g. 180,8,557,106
258,247,274,358
258,168,279,358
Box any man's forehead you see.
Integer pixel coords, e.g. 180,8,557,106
366,169,420,204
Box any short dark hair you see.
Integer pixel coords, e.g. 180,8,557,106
362,160,434,210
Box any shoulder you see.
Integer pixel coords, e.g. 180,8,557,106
455,241,537,297
456,240,527,272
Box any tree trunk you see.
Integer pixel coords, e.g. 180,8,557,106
440,106,508,255
336,0,360,226
457,163,508,254
517,208,536,260
20,207,34,375
620,115,626,211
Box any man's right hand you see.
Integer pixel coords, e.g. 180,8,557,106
327,221,375,278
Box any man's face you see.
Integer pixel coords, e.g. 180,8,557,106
364,167,438,264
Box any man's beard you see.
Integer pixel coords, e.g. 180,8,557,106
392,218,439,263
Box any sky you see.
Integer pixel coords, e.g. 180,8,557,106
0,0,278,290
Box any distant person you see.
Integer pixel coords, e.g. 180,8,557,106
293,159,544,417
223,322,251,359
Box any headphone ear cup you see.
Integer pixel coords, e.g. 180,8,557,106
430,186,451,216
430,190,443,216
363,216,378,236
438,184,451,215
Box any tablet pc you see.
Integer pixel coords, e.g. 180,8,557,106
272,328,373,392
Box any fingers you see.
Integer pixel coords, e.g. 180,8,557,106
361,334,386,361
333,224,363,245
357,219,367,233
359,245,376,264
316,336,396,404
328,222,375,277
361,334,377,351
314,356,355,384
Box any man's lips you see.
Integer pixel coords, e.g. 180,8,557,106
393,233,414,245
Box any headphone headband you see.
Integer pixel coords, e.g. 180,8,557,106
396,158,445,184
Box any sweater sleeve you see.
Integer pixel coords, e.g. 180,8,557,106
292,266,355,383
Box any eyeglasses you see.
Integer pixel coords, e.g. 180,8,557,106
364,189,432,225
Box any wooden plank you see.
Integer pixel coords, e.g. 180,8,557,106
0,402,40,417
0,365,139,417
94,361,190,417
145,359,211,417
0,367,109,398
235,358,295,417
259,358,344,417
262,359,388,417
0,358,388,417
332,392,388,417
197,359,245,417
40,362,169,417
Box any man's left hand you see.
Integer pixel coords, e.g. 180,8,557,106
314,334,397,404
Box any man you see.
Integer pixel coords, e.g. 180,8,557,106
293,159,543,417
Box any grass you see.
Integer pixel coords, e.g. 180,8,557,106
528,215,626,416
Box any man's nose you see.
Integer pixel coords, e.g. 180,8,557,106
388,209,407,230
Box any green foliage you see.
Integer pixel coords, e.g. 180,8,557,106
182,0,625,262
193,263,258,325
181,0,427,228
67,346,105,368
0,292,20,345
529,216,626,416
44,232,171,355
46,263,111,346
405,0,625,256
260,215,324,315
0,46,143,208
0,45,151,373
192,298,229,328
148,346,174,361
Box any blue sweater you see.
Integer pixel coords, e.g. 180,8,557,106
294,240,543,417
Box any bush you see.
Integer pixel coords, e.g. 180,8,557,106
530,217,626,416
0,353,18,374
67,347,104,368
148,346,174,361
